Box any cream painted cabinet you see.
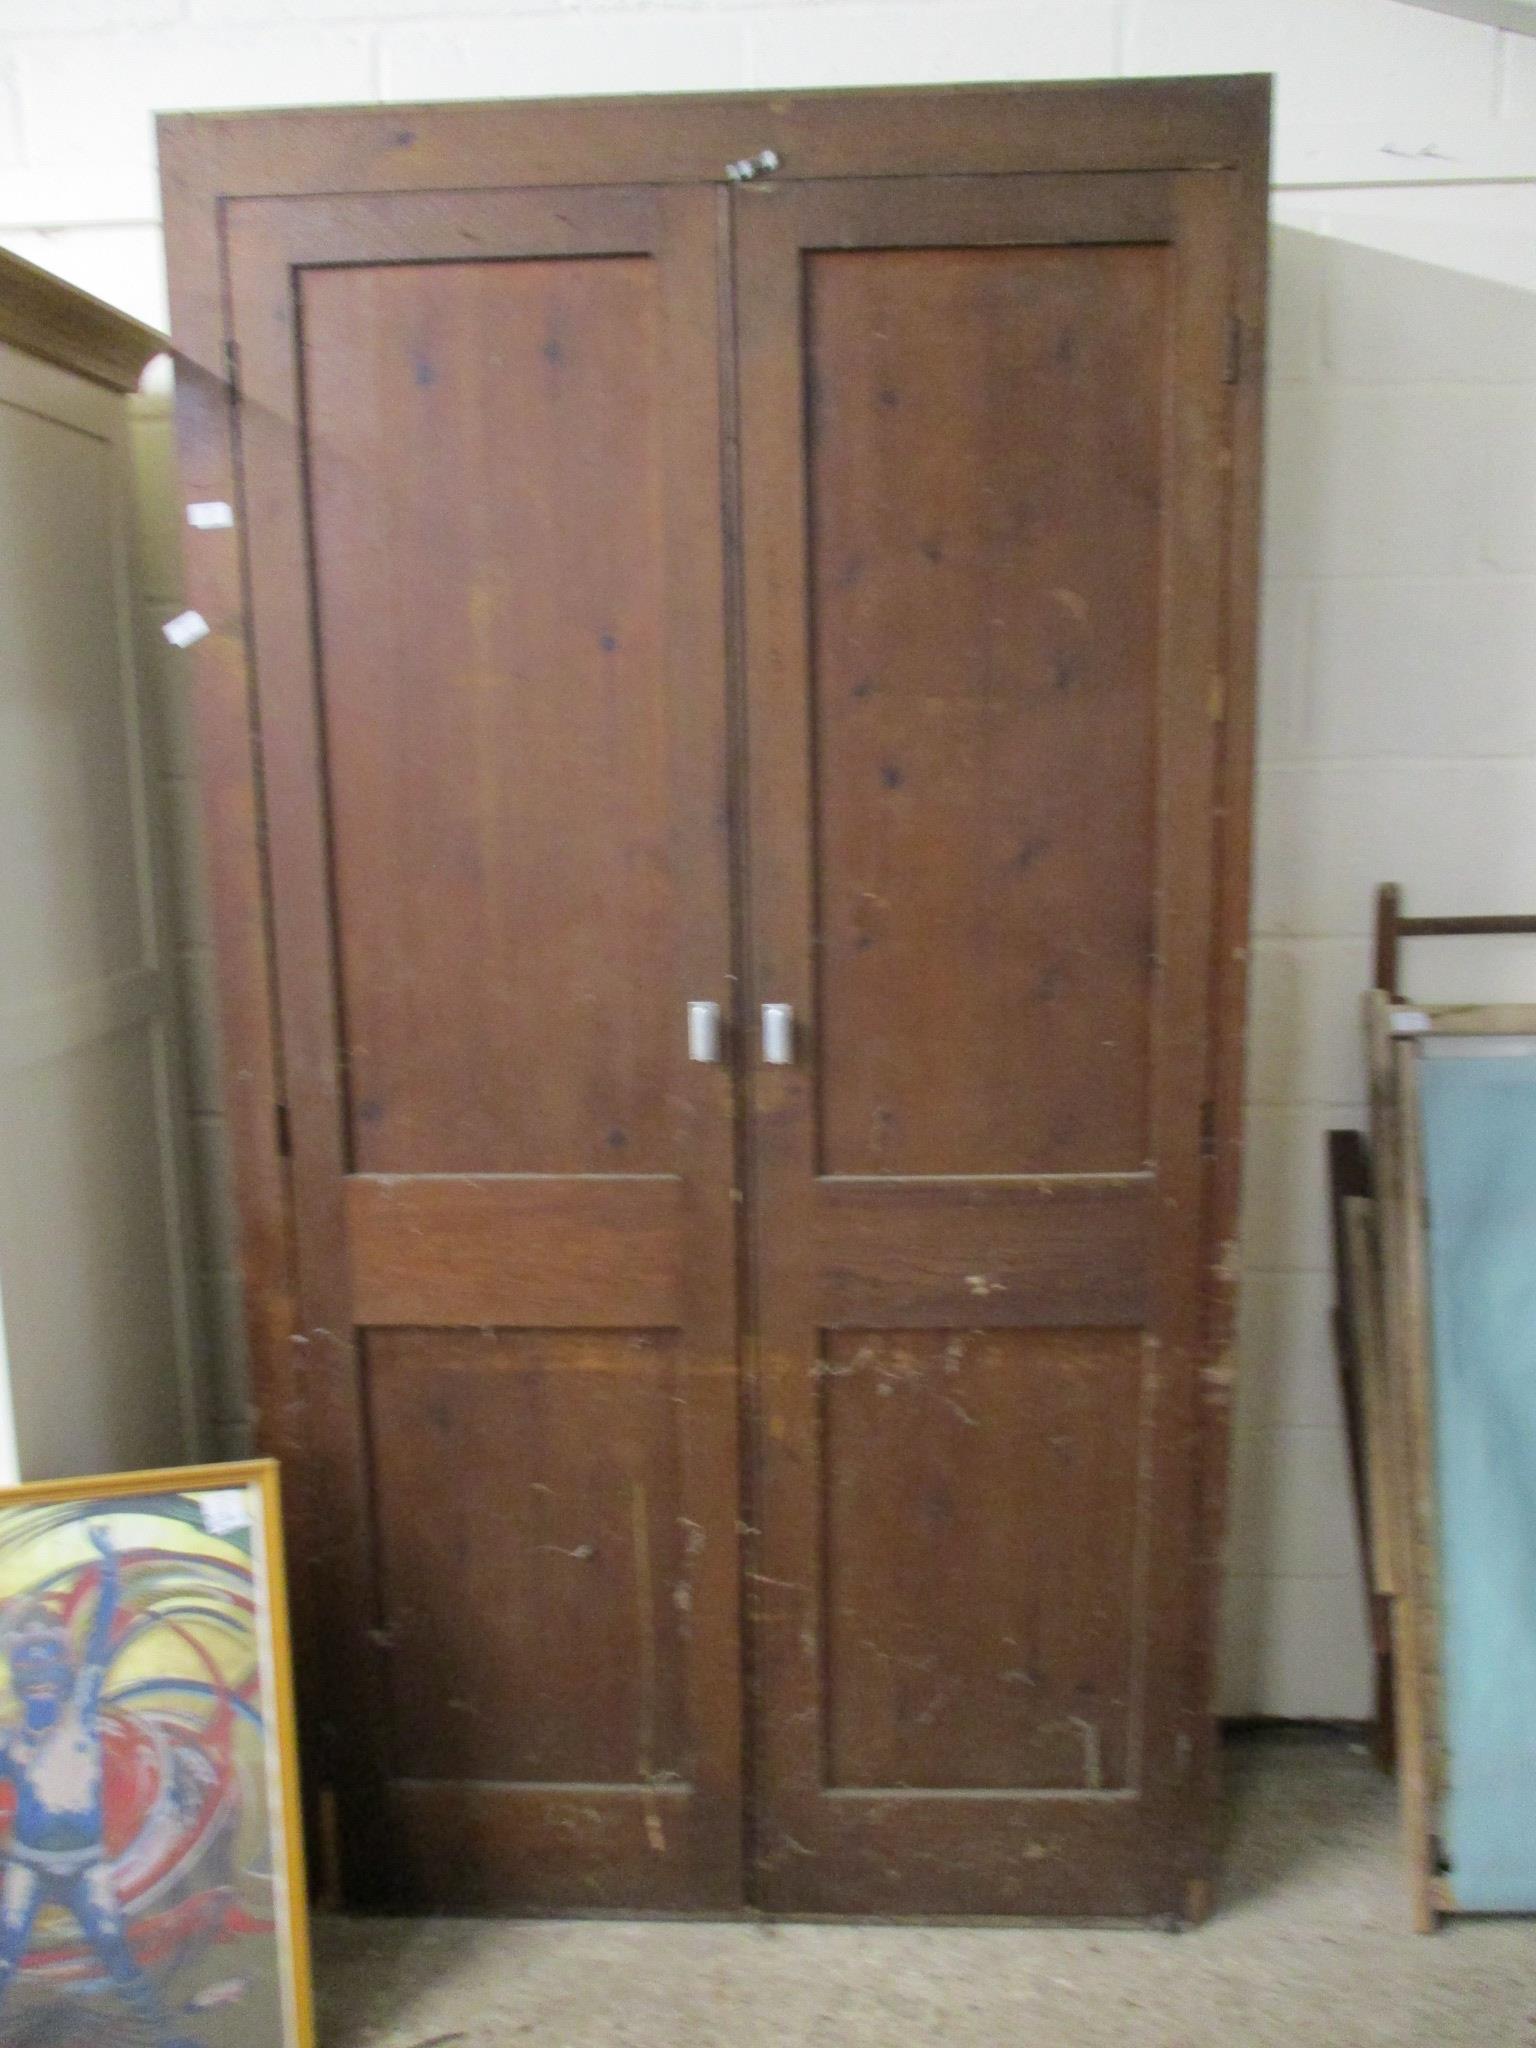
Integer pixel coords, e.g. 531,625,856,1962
0,250,200,1480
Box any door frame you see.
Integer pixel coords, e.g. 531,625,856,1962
160,75,1270,1908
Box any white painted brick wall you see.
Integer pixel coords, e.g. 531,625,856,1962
379,12,749,95
739,2,1123,89
2,0,1532,1720
1124,0,1503,123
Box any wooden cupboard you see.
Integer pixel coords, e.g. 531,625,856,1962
160,75,1269,1922
0,254,200,1485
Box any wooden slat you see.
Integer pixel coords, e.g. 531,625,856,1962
1392,1037,1450,1931
1420,1003,1536,1036
813,1177,1151,1328
747,170,1176,250
158,77,1271,217
0,245,164,391
388,1778,731,1913
754,1789,1159,1919
1344,1196,1398,1603
346,1174,683,1327
1190,97,1269,1909
1366,988,1439,1933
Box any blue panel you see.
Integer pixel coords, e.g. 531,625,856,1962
1419,1050,1536,1912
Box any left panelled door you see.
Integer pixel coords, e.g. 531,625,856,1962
225,186,742,1911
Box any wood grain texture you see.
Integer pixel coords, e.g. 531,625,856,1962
157,76,1270,205
736,160,1259,1917
388,1778,718,1915
1388,1033,1449,1932
366,1328,689,1784
805,232,1164,1176
302,255,674,1178
218,181,742,1909
1187,90,1270,1893
0,245,163,391
346,1174,681,1327
1345,1194,1399,1601
1366,989,1438,1931
814,1176,1151,1328
160,77,1269,1920
820,1328,1143,1793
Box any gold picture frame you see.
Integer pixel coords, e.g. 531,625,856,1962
0,1459,313,2048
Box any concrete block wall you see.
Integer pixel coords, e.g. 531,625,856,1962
2,0,1533,1717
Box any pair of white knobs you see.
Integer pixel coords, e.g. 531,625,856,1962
725,148,782,183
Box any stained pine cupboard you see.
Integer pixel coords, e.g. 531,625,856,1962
160,76,1269,1923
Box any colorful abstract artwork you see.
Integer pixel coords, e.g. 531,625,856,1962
0,1462,312,2048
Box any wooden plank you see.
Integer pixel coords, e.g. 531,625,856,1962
1420,1004,1536,1036
389,1778,731,1914
1328,1132,1373,1583
300,249,677,1179
817,1327,1144,1795
158,76,1272,210
795,211,1166,1182
1187,88,1269,1909
1394,1039,1449,1930
367,1325,737,1910
1375,882,1404,999
346,1175,683,1328
1367,986,1441,1933
754,1792,1170,1920
1328,1124,1395,1767
814,1178,1151,1328
1348,1191,1400,1773
1133,165,1248,1921
0,245,163,391
1344,1195,1398,1602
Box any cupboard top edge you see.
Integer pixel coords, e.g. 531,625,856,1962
157,75,1272,210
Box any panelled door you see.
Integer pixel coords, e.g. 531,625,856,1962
172,79,1265,1924
735,170,1238,1917
224,186,743,1911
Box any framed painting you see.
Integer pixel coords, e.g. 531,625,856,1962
0,1460,312,2048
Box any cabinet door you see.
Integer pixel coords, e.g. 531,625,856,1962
226,186,741,1911
735,171,1241,1916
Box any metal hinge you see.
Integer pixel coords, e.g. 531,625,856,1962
223,336,242,402
275,1101,292,1158
1223,314,1243,385
1200,1099,1217,1159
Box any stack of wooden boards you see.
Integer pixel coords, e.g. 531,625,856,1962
1333,991,1536,1931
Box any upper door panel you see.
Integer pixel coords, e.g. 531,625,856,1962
804,231,1164,1177
303,253,676,1178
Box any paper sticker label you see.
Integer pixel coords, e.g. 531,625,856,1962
1390,1007,1432,1037
162,609,211,649
186,500,235,529
197,1489,252,1536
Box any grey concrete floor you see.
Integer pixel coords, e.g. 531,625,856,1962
314,1734,1536,2047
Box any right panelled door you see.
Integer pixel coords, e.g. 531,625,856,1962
736,170,1239,1917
